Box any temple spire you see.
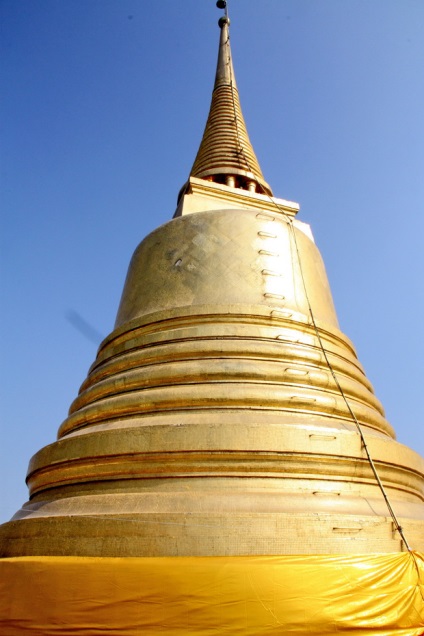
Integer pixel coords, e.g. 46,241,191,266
189,12,273,196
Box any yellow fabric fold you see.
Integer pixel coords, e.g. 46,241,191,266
1,553,423,634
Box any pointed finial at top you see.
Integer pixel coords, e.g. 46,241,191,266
186,0,273,197
216,0,228,16
214,3,235,90
217,1,230,33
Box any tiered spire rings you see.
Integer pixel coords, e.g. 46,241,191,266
189,10,273,196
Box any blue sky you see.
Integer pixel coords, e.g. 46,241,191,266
1,0,423,523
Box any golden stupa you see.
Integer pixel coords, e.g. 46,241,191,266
1,6,423,634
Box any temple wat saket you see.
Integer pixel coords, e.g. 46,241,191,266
1,4,423,560
1,5,423,634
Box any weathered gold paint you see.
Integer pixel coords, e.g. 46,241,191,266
0,13,423,558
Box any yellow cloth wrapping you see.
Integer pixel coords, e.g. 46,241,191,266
0,553,423,635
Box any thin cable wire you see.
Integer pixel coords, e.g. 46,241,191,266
283,209,424,598
224,18,412,554
285,218,412,551
267,199,424,600
273,194,412,552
